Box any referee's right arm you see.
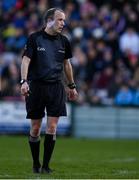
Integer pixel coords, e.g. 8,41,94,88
21,34,34,96
20,56,31,96
21,56,31,81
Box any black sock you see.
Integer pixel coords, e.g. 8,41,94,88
29,135,41,168
42,134,56,169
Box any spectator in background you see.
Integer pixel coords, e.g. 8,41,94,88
115,83,133,106
71,46,87,104
119,27,139,56
5,27,27,53
133,85,139,106
108,74,123,103
1,60,21,99
88,66,114,105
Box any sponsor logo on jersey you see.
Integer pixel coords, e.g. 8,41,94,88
58,50,65,53
37,47,46,51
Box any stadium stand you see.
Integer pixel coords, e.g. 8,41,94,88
1,0,139,106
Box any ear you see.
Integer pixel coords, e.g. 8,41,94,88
47,19,55,28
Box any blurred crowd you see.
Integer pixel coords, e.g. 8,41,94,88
1,0,139,106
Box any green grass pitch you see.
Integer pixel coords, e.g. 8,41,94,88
0,136,139,179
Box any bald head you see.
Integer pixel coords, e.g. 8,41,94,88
44,8,64,23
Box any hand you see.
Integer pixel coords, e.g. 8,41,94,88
21,82,30,96
67,88,78,101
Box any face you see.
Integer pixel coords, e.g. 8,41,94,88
51,10,65,34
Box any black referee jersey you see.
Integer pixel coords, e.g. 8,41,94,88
23,29,72,82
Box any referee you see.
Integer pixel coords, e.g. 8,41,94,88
20,8,78,174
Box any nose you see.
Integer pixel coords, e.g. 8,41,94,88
61,20,65,26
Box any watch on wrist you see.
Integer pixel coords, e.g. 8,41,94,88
20,79,27,85
68,82,76,89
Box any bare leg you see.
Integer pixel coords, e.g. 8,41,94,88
30,119,42,137
46,116,59,134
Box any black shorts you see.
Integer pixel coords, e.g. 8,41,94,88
25,81,67,119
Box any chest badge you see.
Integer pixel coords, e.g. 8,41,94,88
58,49,65,53
37,47,46,51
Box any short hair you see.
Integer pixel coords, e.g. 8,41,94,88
44,8,64,23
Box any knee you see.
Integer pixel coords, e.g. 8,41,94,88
46,124,57,134
30,125,40,137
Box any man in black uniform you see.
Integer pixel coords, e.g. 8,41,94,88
20,8,78,174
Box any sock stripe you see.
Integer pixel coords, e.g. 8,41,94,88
45,133,56,141
29,135,40,142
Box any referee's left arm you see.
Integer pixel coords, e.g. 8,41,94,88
63,59,74,85
63,59,78,101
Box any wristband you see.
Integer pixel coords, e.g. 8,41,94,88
68,82,76,89
20,79,27,85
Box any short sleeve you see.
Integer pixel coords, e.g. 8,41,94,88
22,34,35,59
64,36,73,59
